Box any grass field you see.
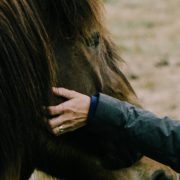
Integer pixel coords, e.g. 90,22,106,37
105,0,180,119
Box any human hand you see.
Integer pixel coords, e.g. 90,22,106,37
47,87,90,135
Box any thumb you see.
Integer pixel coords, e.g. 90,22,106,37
52,87,78,99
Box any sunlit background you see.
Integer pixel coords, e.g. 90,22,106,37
104,0,180,119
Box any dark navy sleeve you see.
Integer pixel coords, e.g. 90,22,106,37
87,95,98,123
93,93,180,172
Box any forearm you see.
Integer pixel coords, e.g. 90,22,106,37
92,93,180,172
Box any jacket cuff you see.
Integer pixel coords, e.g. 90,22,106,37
93,93,128,127
87,95,98,123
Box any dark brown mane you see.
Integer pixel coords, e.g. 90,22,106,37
0,0,56,179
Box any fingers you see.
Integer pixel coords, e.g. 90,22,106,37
47,112,86,135
48,113,76,129
53,123,72,135
47,104,64,116
46,87,89,136
48,115,65,128
53,124,67,135
52,121,85,136
52,87,79,99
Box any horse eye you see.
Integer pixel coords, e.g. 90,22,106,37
86,32,100,48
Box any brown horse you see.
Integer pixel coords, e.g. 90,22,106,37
31,0,177,180
0,0,177,180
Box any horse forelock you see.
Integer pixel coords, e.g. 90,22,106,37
35,0,104,40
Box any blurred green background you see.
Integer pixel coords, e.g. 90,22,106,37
104,0,180,118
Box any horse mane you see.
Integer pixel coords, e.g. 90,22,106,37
0,0,56,179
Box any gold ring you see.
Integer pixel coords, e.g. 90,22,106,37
58,125,65,134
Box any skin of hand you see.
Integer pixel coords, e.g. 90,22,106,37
47,87,91,135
